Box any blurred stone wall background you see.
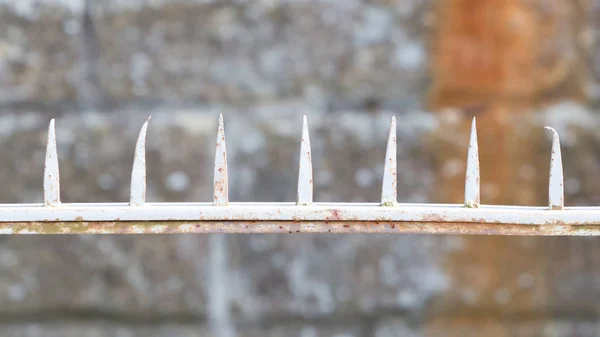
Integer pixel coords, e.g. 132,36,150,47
1,0,600,336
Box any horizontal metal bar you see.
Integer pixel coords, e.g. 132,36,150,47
1,220,599,236
0,203,599,226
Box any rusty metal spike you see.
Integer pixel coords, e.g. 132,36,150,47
381,116,397,206
44,119,60,207
297,115,313,205
464,117,480,208
545,126,564,210
130,117,151,206
213,114,228,206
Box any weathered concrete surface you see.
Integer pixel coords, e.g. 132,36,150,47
228,234,447,320
429,0,587,109
0,0,432,111
4,319,600,337
0,1,84,108
427,319,600,337
0,235,209,316
0,323,213,337
1,0,600,336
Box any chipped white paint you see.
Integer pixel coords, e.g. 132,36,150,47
44,119,60,207
297,115,313,205
214,114,228,206
381,116,397,206
130,117,150,206
546,127,564,210
0,228,14,234
464,117,480,208
0,202,599,225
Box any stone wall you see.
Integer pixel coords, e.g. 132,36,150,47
1,1,600,336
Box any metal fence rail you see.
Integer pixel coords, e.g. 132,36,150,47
0,114,594,235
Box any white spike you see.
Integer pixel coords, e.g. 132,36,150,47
44,119,60,207
214,114,228,206
464,117,480,208
297,115,313,205
545,126,564,210
381,116,397,206
130,117,151,206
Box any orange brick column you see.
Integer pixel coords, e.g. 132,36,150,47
425,0,588,334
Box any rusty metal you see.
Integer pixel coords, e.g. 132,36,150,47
1,221,599,236
0,114,596,235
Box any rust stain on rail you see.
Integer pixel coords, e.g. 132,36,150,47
0,221,599,236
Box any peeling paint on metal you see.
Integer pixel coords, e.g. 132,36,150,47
1,220,600,236
214,114,228,206
545,126,564,210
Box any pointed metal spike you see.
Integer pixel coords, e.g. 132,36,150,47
297,115,313,205
213,114,228,206
381,116,397,206
545,126,564,210
130,116,151,206
464,117,480,208
44,119,60,207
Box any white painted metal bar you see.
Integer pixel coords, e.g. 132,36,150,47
0,203,599,225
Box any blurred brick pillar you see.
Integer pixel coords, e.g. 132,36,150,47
425,0,588,334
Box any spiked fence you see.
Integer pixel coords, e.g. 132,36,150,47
0,114,594,235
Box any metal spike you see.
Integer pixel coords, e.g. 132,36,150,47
44,119,60,207
130,117,151,206
381,116,397,206
464,117,480,208
545,126,564,210
213,114,228,206
297,115,313,205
